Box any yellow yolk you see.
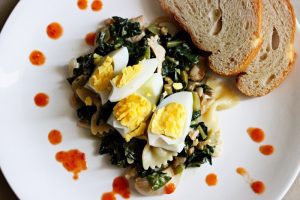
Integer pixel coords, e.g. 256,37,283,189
89,56,114,92
149,102,186,139
124,122,147,142
113,94,152,131
112,63,141,88
84,96,93,106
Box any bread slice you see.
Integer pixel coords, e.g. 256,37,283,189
237,0,296,96
160,0,263,76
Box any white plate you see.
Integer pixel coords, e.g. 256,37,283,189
0,0,299,199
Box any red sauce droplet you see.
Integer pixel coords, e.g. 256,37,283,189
112,176,130,198
55,149,87,180
205,173,218,186
251,181,265,194
164,183,176,194
236,167,248,176
91,0,103,11
85,32,96,46
34,93,49,107
247,128,265,143
259,145,274,156
29,50,46,66
101,192,116,200
77,0,88,10
47,22,63,40
48,130,62,145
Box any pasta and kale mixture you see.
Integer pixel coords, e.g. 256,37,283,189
67,16,238,195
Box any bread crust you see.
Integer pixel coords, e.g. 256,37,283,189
236,0,296,96
159,0,263,76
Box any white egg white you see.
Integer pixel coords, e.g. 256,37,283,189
86,47,129,104
147,91,193,153
107,73,163,138
109,58,159,102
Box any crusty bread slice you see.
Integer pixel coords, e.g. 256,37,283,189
237,0,296,96
160,0,263,76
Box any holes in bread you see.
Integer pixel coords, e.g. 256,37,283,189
230,57,237,65
259,53,268,61
266,44,271,52
253,80,259,85
244,22,250,30
272,27,280,50
266,74,275,84
209,9,222,36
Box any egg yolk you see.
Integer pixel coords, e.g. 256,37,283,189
89,56,114,92
113,94,152,131
124,122,147,142
149,102,186,139
112,63,141,88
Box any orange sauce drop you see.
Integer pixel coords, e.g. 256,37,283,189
251,181,265,194
91,0,103,11
236,167,248,176
112,176,130,198
77,0,88,10
205,173,218,186
47,22,63,39
259,145,274,156
101,192,116,200
34,93,49,107
48,130,62,145
85,32,96,46
164,183,176,194
29,50,46,66
55,149,87,180
247,128,265,143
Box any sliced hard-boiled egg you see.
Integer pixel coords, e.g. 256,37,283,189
107,73,163,142
148,91,193,152
109,58,159,102
86,47,129,104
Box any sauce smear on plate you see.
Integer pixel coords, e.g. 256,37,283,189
85,32,96,46
48,130,62,145
91,0,103,11
205,173,218,186
101,176,131,199
259,145,274,156
236,167,266,195
47,22,63,39
77,0,88,10
55,149,87,180
34,93,49,107
164,183,176,194
30,50,46,66
247,127,265,143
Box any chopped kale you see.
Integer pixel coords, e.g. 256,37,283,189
185,145,214,167
99,132,146,168
146,172,172,191
96,101,115,125
192,111,201,120
77,105,97,122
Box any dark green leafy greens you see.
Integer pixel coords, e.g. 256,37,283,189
146,172,172,191
77,105,97,123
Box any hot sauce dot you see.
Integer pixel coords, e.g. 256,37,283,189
112,176,130,198
164,183,176,194
34,93,49,107
55,149,87,180
236,167,248,176
251,181,265,194
77,0,88,10
91,0,103,11
247,128,265,143
47,22,63,39
205,173,218,186
48,130,62,145
30,50,46,66
259,145,274,156
85,32,96,46
101,192,116,200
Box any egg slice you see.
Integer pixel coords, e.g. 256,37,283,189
148,91,193,152
107,73,163,142
109,58,159,102
86,47,129,104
